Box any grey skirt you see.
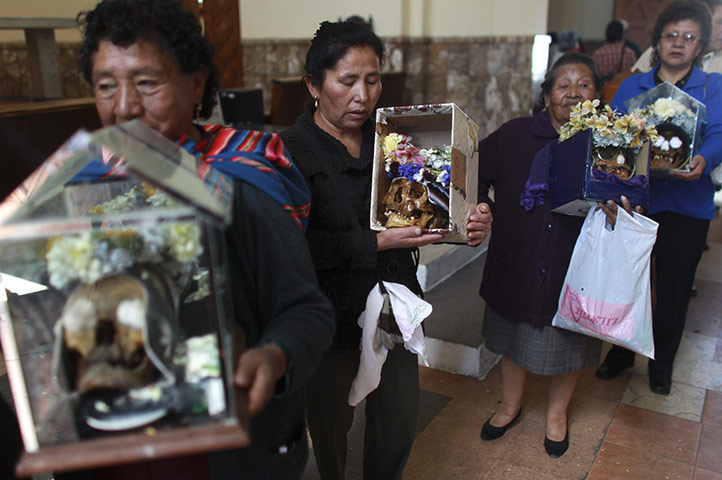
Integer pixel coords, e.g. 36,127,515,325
482,305,602,376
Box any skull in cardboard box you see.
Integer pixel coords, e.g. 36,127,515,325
382,177,447,229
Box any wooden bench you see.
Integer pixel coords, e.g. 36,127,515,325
0,98,101,200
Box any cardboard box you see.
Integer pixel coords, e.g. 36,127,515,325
549,129,650,216
624,81,706,178
370,103,479,243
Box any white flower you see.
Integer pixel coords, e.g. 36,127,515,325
653,98,688,120
46,232,95,289
164,222,203,263
669,136,683,149
47,184,205,290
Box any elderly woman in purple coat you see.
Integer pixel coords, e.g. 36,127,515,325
476,52,630,458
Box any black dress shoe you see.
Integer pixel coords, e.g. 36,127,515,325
649,376,671,395
544,427,569,458
480,408,522,440
595,358,634,380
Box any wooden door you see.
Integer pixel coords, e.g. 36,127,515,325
614,0,677,51
180,0,244,88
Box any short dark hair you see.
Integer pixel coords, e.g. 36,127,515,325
650,0,712,68
606,20,625,43
532,52,601,115
304,20,385,88
78,0,219,119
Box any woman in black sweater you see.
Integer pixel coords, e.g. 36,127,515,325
280,21,491,480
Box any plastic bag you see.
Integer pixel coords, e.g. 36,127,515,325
552,207,658,358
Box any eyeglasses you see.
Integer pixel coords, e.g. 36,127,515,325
661,31,700,44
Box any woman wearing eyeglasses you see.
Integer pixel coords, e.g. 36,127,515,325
596,0,722,394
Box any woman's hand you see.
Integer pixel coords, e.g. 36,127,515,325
377,226,445,251
597,195,644,227
669,154,706,181
234,343,287,417
466,203,493,247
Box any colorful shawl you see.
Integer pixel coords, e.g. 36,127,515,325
71,124,311,230
178,125,311,230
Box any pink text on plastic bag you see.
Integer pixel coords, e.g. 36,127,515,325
559,285,635,339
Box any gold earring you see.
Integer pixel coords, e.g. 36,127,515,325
314,96,319,108
194,104,202,120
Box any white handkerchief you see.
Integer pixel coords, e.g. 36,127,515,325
348,282,431,406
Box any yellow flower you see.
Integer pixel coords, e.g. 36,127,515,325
383,133,402,155
628,113,643,131
614,116,629,135
579,100,593,116
593,114,611,131
645,124,659,142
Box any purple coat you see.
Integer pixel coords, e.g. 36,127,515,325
478,110,585,328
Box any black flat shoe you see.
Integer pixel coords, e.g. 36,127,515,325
480,408,522,440
544,427,569,458
595,358,634,380
649,376,671,395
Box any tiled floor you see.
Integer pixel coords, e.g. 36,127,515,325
396,211,722,480
3,210,721,479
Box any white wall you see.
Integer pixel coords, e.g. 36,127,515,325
0,0,550,42
547,0,614,41
0,0,95,42
240,0,548,39
421,0,548,37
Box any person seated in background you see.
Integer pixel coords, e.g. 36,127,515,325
592,19,638,81
68,0,336,478
620,19,643,58
549,29,582,66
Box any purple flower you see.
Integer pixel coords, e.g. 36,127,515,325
440,165,451,187
398,162,422,180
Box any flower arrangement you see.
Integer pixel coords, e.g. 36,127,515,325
629,97,697,170
382,133,452,190
560,99,657,151
88,184,177,214
630,97,696,134
46,184,203,290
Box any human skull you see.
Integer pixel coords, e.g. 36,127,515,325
382,177,446,229
651,126,688,170
57,267,176,394
593,147,634,180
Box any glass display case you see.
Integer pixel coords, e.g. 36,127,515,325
625,81,707,176
0,121,248,476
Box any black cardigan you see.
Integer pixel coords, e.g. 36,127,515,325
209,182,335,478
280,106,422,350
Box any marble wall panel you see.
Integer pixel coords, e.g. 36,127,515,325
0,36,534,140
0,42,90,101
